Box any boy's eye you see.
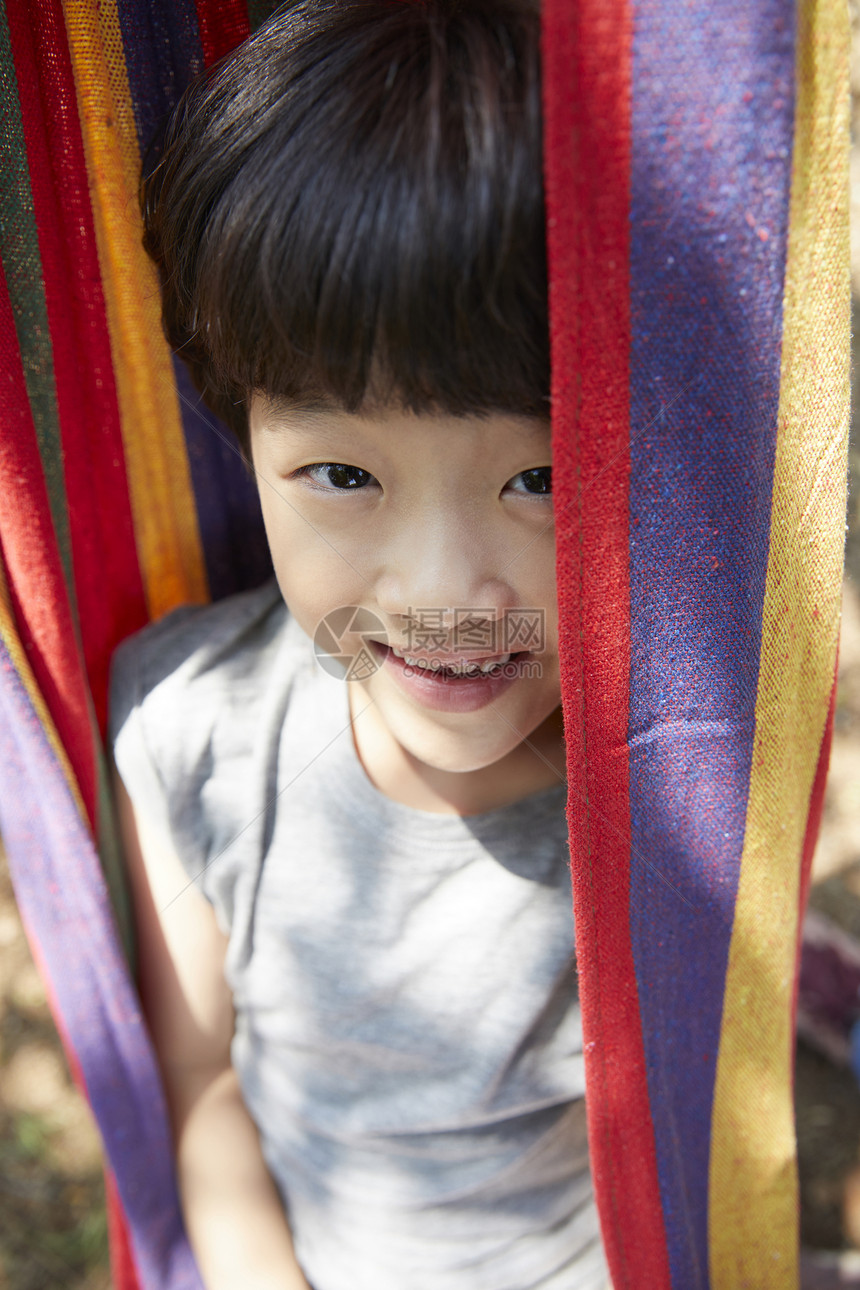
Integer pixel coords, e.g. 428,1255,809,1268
298,463,375,490
509,467,552,495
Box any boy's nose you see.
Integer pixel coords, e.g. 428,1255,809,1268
372,524,518,633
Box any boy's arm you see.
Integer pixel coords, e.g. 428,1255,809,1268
113,772,311,1290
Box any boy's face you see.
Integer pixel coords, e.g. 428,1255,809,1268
249,397,562,806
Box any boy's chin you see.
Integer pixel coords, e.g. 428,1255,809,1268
409,744,514,777
348,680,565,787
395,723,548,778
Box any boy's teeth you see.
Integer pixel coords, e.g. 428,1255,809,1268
395,649,511,675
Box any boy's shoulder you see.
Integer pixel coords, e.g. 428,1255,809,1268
112,576,283,684
108,578,323,873
108,577,309,752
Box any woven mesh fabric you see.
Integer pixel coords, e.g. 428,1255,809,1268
542,1,848,1286
0,1,850,1286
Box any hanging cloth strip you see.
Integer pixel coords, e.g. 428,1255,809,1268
0,1,849,1286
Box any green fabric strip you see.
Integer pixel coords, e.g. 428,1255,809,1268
0,8,76,601
95,743,135,968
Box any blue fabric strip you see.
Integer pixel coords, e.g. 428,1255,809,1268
627,2,795,1284
172,359,272,602
115,0,204,158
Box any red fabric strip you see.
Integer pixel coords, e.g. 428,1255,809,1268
6,0,148,740
106,1166,141,1290
798,672,838,938
542,2,672,1286
792,669,838,1035
0,256,97,828
193,0,250,66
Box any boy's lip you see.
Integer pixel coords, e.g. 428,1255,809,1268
366,640,530,713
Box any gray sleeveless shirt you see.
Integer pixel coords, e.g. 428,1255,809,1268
110,581,609,1290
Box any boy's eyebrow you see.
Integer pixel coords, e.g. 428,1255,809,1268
259,396,552,437
259,396,346,431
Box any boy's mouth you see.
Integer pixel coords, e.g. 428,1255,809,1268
368,640,531,681
365,641,537,713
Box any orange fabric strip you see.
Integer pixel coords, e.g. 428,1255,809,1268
61,0,208,618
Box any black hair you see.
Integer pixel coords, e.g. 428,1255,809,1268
142,0,547,454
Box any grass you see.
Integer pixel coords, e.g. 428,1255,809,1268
0,1102,110,1290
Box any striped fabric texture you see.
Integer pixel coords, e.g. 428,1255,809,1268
0,1,849,1287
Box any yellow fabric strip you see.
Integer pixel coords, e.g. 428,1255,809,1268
61,0,208,618
0,554,88,825
708,1,850,1285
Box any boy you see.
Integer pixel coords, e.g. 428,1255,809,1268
110,2,609,1286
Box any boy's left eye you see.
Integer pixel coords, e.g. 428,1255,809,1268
296,463,375,490
508,467,552,495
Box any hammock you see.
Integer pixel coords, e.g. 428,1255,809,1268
0,1,849,1287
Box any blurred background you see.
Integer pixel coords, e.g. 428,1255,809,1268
3,12,860,1289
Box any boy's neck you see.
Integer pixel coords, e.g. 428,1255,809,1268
347,700,567,817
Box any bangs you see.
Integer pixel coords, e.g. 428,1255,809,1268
142,0,548,445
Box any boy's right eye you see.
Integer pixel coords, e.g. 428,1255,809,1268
295,463,375,490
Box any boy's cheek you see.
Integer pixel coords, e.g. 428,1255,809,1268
257,495,361,648
269,555,360,646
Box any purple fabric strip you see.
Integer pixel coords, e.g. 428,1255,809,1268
0,641,203,1290
173,359,272,601
115,0,204,159
627,2,795,1285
